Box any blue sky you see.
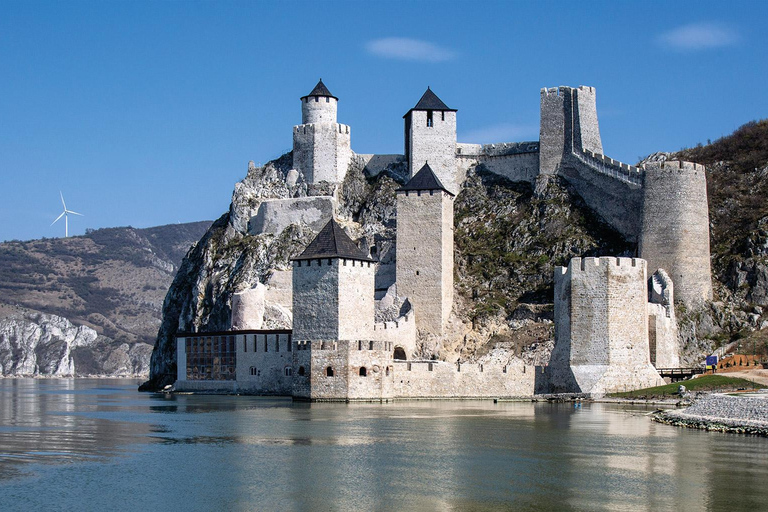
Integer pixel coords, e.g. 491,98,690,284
1,0,767,242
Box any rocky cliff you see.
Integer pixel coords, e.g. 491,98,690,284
0,221,211,377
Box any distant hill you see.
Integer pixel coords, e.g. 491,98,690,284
0,221,211,376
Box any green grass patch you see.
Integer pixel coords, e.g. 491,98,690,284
609,375,765,399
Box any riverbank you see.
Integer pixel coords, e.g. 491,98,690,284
652,392,768,436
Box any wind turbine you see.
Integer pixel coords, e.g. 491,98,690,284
51,192,83,237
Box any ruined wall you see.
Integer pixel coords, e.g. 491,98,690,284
373,309,417,360
393,361,536,398
396,189,453,335
549,257,664,395
292,123,351,184
407,110,458,193
639,161,713,306
354,154,406,177
456,142,540,185
249,197,336,235
648,268,679,368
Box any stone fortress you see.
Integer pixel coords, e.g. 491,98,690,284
174,79,712,399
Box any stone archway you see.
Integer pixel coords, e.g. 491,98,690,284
393,347,407,360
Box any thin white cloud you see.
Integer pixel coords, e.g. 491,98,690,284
366,37,455,62
460,123,537,144
657,22,740,51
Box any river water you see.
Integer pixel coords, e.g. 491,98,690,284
0,379,766,511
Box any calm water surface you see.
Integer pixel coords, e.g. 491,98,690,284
1,379,767,511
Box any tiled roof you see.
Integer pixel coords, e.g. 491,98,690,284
397,163,454,196
404,87,456,117
293,218,374,262
301,79,338,100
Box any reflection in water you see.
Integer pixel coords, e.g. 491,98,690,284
1,380,767,511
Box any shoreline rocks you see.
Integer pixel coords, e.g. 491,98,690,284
652,393,768,436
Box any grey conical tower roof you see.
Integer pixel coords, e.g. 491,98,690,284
404,87,456,117
293,218,374,262
301,79,338,100
397,163,454,196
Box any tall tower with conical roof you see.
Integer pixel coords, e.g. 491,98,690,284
395,163,455,335
293,79,351,184
404,87,458,193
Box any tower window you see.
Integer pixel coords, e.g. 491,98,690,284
326,366,334,377
427,110,433,127
442,111,445,121
284,366,292,377
298,366,306,376
359,367,367,377
326,97,329,103
315,96,319,102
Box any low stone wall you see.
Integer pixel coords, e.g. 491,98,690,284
393,360,536,398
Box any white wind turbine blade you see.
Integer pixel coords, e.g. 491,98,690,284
60,191,67,210
67,210,84,216
51,211,65,225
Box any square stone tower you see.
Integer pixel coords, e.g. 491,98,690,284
395,163,454,336
292,79,351,184
404,87,458,193
292,218,388,400
548,257,665,395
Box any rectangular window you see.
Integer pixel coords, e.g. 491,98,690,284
427,110,433,127
275,336,280,352
264,336,268,352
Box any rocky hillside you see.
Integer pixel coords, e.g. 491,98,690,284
0,221,211,376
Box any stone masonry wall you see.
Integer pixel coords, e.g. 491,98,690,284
396,189,453,335
639,161,713,306
539,87,567,175
249,197,337,235
549,257,664,395
572,86,603,154
292,259,340,340
393,361,536,398
293,123,351,184
337,259,375,340
302,96,337,124
407,110,458,193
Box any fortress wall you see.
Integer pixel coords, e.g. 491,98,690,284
292,259,340,340
396,190,453,335
639,161,713,306
373,310,417,359
337,259,375,340
648,303,679,368
539,87,567,174
347,347,394,400
236,333,293,394
408,110,458,193
354,154,406,177
249,196,336,235
572,86,603,154
292,123,351,183
478,152,539,184
393,361,536,398
548,257,663,394
302,96,338,124
558,155,644,241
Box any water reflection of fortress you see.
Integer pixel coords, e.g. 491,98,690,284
174,80,712,399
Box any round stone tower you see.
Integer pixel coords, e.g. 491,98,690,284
292,79,351,184
301,79,338,124
639,160,713,306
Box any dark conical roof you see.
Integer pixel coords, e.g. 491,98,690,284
397,163,454,196
293,218,374,262
404,87,456,117
301,79,338,100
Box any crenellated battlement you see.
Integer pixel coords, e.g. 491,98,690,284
642,160,705,173
575,149,644,185
559,256,646,275
293,123,350,135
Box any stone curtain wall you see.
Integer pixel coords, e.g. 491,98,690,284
396,190,453,335
236,333,293,394
249,197,337,235
393,361,536,398
639,161,713,306
407,110,458,193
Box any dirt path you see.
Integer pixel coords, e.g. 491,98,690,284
725,369,768,386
